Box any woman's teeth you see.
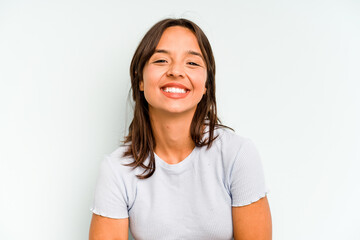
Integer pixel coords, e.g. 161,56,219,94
162,87,188,93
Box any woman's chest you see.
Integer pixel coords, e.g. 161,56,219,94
128,166,234,239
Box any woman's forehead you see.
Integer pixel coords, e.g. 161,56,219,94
156,26,201,51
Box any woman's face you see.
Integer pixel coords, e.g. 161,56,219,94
140,26,207,118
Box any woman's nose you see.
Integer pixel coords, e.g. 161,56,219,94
166,62,184,78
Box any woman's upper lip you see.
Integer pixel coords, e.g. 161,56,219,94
161,83,190,90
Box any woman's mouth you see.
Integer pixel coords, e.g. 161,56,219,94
160,87,190,99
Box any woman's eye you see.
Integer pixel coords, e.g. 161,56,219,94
188,62,200,66
153,59,167,63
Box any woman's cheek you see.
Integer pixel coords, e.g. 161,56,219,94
144,66,164,87
150,66,167,79
188,70,207,85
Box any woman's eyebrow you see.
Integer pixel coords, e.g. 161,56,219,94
154,49,204,60
154,49,169,54
187,50,204,60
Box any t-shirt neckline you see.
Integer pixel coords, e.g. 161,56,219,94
152,122,211,174
154,146,199,173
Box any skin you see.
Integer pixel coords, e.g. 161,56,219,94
89,26,272,239
232,196,272,240
140,26,207,164
89,215,128,240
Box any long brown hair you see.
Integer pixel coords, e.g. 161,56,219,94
122,18,233,179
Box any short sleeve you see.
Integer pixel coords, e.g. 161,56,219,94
90,155,129,218
230,139,270,207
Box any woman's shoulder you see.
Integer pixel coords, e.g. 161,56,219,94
103,144,140,176
211,126,262,173
213,126,251,148
210,126,260,163
107,144,132,160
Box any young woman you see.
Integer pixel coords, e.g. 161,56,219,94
89,18,272,240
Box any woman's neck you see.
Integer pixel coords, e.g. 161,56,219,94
149,108,196,165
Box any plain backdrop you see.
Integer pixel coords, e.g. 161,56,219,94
1,0,359,239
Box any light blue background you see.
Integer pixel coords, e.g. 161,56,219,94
1,0,359,239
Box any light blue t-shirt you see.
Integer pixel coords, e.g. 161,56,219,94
90,127,269,239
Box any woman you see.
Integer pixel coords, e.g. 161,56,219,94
89,18,272,240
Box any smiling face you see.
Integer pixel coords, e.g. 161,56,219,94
140,26,207,118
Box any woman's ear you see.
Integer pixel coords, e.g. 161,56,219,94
139,81,144,91
203,87,207,95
